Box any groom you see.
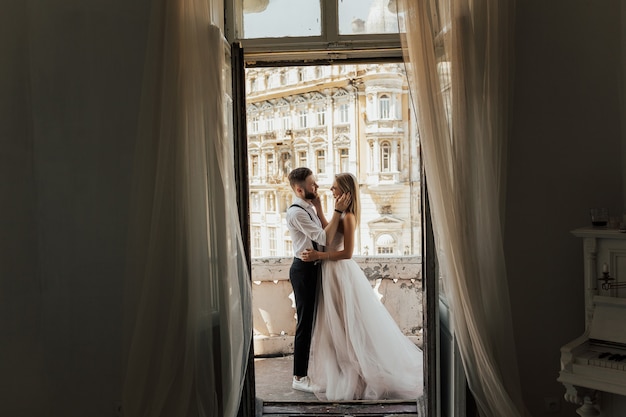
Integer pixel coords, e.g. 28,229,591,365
286,167,349,393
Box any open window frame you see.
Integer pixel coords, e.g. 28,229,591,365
225,0,404,64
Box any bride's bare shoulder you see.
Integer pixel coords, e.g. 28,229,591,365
342,212,356,225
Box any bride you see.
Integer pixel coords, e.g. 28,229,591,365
301,173,423,401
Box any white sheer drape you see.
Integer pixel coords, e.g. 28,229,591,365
122,0,251,416
399,1,528,416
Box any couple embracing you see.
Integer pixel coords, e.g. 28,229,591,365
286,167,423,401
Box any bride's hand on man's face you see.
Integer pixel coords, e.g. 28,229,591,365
335,192,351,212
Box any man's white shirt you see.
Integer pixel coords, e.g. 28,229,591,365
286,197,326,260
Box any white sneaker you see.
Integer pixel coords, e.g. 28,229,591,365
292,376,314,393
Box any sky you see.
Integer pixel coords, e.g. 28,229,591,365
243,0,381,38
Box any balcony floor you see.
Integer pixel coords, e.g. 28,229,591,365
254,355,316,403
254,355,421,416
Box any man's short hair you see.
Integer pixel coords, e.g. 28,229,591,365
288,167,313,188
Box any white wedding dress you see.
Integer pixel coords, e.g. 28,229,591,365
308,229,424,401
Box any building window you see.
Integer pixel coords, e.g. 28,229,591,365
250,192,260,212
251,116,259,133
376,233,396,255
266,153,274,177
284,239,293,257
397,143,402,172
252,227,261,258
266,193,276,212
381,141,391,172
316,149,326,174
266,116,274,131
250,77,257,92
316,107,326,126
377,246,394,254
298,151,307,168
339,103,349,123
280,152,291,175
379,94,391,119
322,194,329,212
298,109,308,128
339,148,349,172
268,227,277,256
251,154,259,177
282,112,291,130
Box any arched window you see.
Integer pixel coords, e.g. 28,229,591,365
379,94,390,119
376,234,396,255
381,141,391,172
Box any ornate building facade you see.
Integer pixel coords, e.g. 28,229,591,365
246,63,421,258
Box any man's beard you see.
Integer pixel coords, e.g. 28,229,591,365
304,190,317,200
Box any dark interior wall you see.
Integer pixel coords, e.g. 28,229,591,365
1,1,150,415
508,0,624,416
1,0,624,416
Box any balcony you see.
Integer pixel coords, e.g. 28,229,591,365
251,255,423,356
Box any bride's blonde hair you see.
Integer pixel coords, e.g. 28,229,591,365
335,173,360,226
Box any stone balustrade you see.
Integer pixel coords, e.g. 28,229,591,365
252,256,423,356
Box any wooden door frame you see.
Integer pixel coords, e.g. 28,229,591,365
232,46,438,417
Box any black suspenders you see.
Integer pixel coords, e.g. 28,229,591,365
289,204,319,250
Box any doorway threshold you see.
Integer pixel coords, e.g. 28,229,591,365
255,355,420,416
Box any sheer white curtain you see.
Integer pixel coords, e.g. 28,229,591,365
399,1,528,416
122,0,251,416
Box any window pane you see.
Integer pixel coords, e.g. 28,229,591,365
298,110,308,128
339,148,349,172
316,149,326,174
243,0,322,39
266,153,274,178
268,227,277,256
298,151,307,167
338,0,400,35
251,155,259,177
381,142,391,171
339,104,349,123
379,95,390,119
252,227,261,258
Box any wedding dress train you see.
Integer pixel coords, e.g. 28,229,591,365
308,232,423,401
